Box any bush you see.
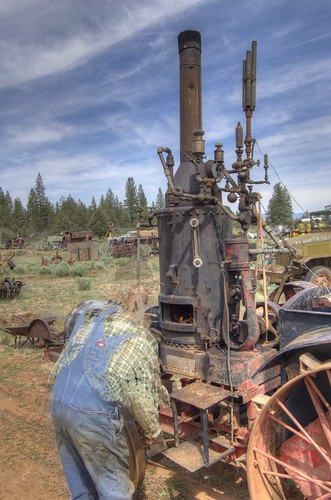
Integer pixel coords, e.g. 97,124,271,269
11,264,26,274
76,277,92,291
39,266,52,275
100,255,112,266
70,263,87,277
52,262,71,277
25,263,40,274
94,261,105,271
86,260,97,270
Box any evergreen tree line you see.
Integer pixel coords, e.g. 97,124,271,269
0,173,166,240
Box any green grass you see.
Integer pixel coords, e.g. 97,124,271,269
0,246,160,333
76,277,93,291
0,363,21,382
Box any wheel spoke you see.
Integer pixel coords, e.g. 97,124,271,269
305,372,331,411
304,377,331,449
276,398,331,467
253,446,331,494
269,412,312,446
247,364,331,500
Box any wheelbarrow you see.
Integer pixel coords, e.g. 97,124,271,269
1,316,63,348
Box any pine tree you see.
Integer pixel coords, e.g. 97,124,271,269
27,173,53,233
137,184,148,219
155,187,165,210
76,199,90,230
52,195,81,232
12,198,27,235
89,197,97,212
266,182,293,227
124,177,138,225
0,188,13,229
88,207,108,238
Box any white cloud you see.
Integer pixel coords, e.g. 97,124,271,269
0,0,208,88
7,124,75,145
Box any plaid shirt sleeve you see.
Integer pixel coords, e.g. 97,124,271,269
106,329,168,440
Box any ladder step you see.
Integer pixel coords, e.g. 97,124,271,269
171,381,231,410
163,439,234,473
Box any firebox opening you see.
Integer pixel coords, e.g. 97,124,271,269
162,303,194,325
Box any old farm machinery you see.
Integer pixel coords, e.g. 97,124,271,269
56,31,331,498
151,31,331,498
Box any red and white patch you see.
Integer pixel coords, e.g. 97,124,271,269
96,341,105,348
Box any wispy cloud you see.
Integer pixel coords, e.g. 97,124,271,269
0,0,206,88
0,0,330,213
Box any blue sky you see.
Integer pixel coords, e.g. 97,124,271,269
0,0,330,213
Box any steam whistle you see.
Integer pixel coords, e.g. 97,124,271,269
242,41,257,113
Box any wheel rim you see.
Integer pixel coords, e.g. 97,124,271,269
247,362,331,500
312,273,331,288
121,406,146,491
255,300,280,347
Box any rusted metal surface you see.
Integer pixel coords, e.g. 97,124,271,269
5,236,25,249
163,439,234,473
178,30,202,163
225,239,260,350
110,241,137,258
257,326,331,372
152,30,331,494
43,345,63,362
170,381,231,410
279,286,331,347
268,279,316,305
247,362,331,500
2,316,61,348
0,277,24,299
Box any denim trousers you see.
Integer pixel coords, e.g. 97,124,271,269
51,353,134,500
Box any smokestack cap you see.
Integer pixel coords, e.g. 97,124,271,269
178,30,201,52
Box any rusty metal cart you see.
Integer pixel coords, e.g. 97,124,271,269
1,316,63,348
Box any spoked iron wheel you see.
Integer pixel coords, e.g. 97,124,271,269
247,362,331,500
243,300,281,348
255,300,281,348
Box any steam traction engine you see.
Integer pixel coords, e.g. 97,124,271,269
152,31,331,499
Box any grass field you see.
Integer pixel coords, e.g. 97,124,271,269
0,244,160,341
0,244,249,499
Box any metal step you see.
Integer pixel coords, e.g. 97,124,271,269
163,439,235,473
170,381,231,409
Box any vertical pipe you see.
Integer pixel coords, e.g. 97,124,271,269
178,31,202,163
171,399,180,447
251,41,257,109
201,409,210,466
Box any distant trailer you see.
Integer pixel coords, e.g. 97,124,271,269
62,230,94,249
67,241,99,261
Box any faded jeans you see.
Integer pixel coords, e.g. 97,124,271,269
51,355,134,500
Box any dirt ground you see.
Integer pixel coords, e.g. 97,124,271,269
0,343,249,500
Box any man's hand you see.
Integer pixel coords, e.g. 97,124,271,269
145,433,167,458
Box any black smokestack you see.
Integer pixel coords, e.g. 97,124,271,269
178,30,202,163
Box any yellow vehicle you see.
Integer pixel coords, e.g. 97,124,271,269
276,209,331,287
